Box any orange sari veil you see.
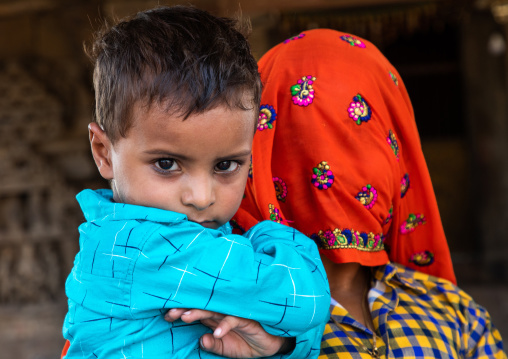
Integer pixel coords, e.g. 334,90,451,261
234,29,456,283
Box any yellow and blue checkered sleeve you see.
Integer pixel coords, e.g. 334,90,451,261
462,294,506,358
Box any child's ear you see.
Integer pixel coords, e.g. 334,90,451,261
88,122,114,180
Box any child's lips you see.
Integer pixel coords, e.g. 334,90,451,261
190,219,217,228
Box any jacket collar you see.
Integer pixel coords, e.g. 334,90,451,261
376,262,428,295
76,189,232,234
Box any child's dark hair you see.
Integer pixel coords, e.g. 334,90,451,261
87,5,261,142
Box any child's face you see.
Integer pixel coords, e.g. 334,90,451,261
90,102,256,229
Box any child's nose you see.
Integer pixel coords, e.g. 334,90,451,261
181,176,215,211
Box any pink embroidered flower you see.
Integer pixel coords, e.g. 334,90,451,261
291,76,316,106
400,213,426,234
410,251,434,266
258,104,276,131
273,176,288,202
355,184,378,209
347,94,371,125
311,161,334,190
268,204,282,223
340,35,366,48
387,129,400,160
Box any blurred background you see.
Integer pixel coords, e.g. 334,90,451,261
0,0,507,357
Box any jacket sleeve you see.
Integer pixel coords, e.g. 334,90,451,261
129,220,331,338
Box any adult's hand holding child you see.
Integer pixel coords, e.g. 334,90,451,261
165,308,295,358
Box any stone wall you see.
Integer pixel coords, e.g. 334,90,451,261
0,3,105,357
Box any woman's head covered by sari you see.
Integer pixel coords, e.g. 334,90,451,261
233,29,456,283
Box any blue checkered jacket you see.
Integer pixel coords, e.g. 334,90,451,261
63,189,330,358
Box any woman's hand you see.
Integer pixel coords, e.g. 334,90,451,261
165,309,295,358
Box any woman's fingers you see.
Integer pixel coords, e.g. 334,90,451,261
165,308,226,324
209,314,241,338
164,308,188,322
200,332,225,354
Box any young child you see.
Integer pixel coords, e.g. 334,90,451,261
62,6,330,359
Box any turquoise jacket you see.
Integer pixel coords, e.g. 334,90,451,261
63,189,330,358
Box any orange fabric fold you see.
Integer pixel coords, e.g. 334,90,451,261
61,339,70,358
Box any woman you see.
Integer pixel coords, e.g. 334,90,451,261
168,29,505,358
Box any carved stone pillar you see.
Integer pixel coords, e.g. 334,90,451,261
0,62,90,303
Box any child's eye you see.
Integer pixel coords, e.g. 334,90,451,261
215,161,239,173
155,159,180,172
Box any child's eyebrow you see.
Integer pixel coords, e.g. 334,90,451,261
143,149,252,161
143,150,190,160
215,149,252,161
